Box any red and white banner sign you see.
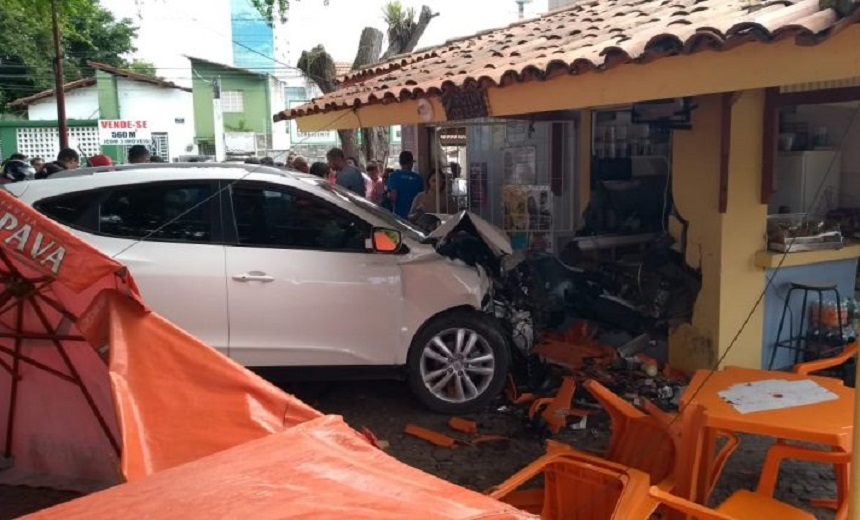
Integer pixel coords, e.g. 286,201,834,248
98,120,152,146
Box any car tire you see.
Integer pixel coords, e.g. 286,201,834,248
407,310,510,414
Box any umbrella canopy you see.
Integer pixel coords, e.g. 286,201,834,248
25,415,535,520
0,189,319,491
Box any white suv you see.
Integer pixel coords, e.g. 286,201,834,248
9,164,527,413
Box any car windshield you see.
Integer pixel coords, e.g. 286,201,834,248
305,178,427,242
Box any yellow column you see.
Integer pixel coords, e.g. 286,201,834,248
718,90,768,368
669,91,767,372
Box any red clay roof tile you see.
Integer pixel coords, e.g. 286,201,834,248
275,0,860,122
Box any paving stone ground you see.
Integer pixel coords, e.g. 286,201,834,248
0,381,840,519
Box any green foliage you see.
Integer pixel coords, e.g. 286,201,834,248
250,0,328,25
382,1,417,52
0,0,137,111
128,60,157,77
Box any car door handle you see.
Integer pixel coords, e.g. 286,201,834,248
232,272,275,283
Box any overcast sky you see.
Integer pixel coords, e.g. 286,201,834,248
102,0,549,67
286,0,549,63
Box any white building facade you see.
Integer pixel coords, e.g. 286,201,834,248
22,76,195,162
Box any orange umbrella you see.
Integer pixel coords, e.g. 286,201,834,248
0,190,318,491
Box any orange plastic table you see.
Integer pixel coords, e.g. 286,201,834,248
680,367,854,504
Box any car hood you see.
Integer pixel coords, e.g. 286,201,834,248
426,211,512,258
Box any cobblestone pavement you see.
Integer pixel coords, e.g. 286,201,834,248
0,380,840,519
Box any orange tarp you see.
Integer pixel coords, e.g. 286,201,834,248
27,415,532,520
79,291,321,482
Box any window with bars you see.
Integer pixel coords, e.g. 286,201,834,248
151,132,170,161
221,91,245,113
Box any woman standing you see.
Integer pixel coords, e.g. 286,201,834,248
409,170,458,219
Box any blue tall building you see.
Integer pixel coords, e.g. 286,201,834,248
230,0,277,71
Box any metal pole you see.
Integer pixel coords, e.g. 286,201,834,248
51,0,69,150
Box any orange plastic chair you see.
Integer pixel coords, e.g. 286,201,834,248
793,342,858,376
757,443,850,520
583,380,676,486
640,397,740,503
648,487,815,520
488,449,658,519
661,404,816,520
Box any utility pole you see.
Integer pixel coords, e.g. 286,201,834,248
51,0,69,150
212,77,226,162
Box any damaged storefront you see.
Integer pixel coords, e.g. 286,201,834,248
276,0,860,389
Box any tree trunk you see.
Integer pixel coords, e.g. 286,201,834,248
352,28,383,71
381,6,439,60
297,6,437,167
350,28,385,168
297,45,362,160
366,5,438,167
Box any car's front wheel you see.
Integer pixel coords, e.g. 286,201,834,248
407,310,510,414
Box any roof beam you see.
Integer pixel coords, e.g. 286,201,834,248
295,97,448,132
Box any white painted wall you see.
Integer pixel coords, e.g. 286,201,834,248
116,78,196,161
268,76,289,153
27,87,100,121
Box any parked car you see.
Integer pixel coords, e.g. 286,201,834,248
6,164,531,413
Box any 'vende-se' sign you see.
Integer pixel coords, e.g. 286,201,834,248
98,120,152,145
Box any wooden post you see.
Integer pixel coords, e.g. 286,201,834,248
51,0,69,150
760,87,779,205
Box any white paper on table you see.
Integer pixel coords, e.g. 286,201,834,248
717,379,838,414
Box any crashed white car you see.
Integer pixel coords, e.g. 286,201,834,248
7,164,531,413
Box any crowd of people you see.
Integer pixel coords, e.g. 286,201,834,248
291,147,461,228
0,144,158,183
1,143,462,230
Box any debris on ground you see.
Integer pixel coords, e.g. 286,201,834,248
404,425,459,448
448,417,479,434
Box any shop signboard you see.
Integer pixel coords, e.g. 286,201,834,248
288,101,337,144
98,120,152,146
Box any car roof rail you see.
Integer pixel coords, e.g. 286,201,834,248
47,162,294,180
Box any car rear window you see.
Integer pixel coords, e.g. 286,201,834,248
35,191,99,230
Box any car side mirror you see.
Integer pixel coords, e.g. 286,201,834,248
372,228,402,253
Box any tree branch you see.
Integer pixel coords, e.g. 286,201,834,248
381,5,438,60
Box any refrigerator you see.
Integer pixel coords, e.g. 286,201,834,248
769,151,842,216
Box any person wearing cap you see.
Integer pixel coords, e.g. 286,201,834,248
89,154,113,167
386,151,423,218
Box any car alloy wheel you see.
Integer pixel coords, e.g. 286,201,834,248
419,328,496,404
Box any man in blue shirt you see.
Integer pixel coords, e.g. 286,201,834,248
386,151,423,219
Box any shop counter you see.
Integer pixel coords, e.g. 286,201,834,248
758,244,860,370
754,244,860,269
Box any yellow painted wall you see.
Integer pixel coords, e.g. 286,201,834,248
669,91,767,373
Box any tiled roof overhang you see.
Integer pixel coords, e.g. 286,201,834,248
275,0,860,123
